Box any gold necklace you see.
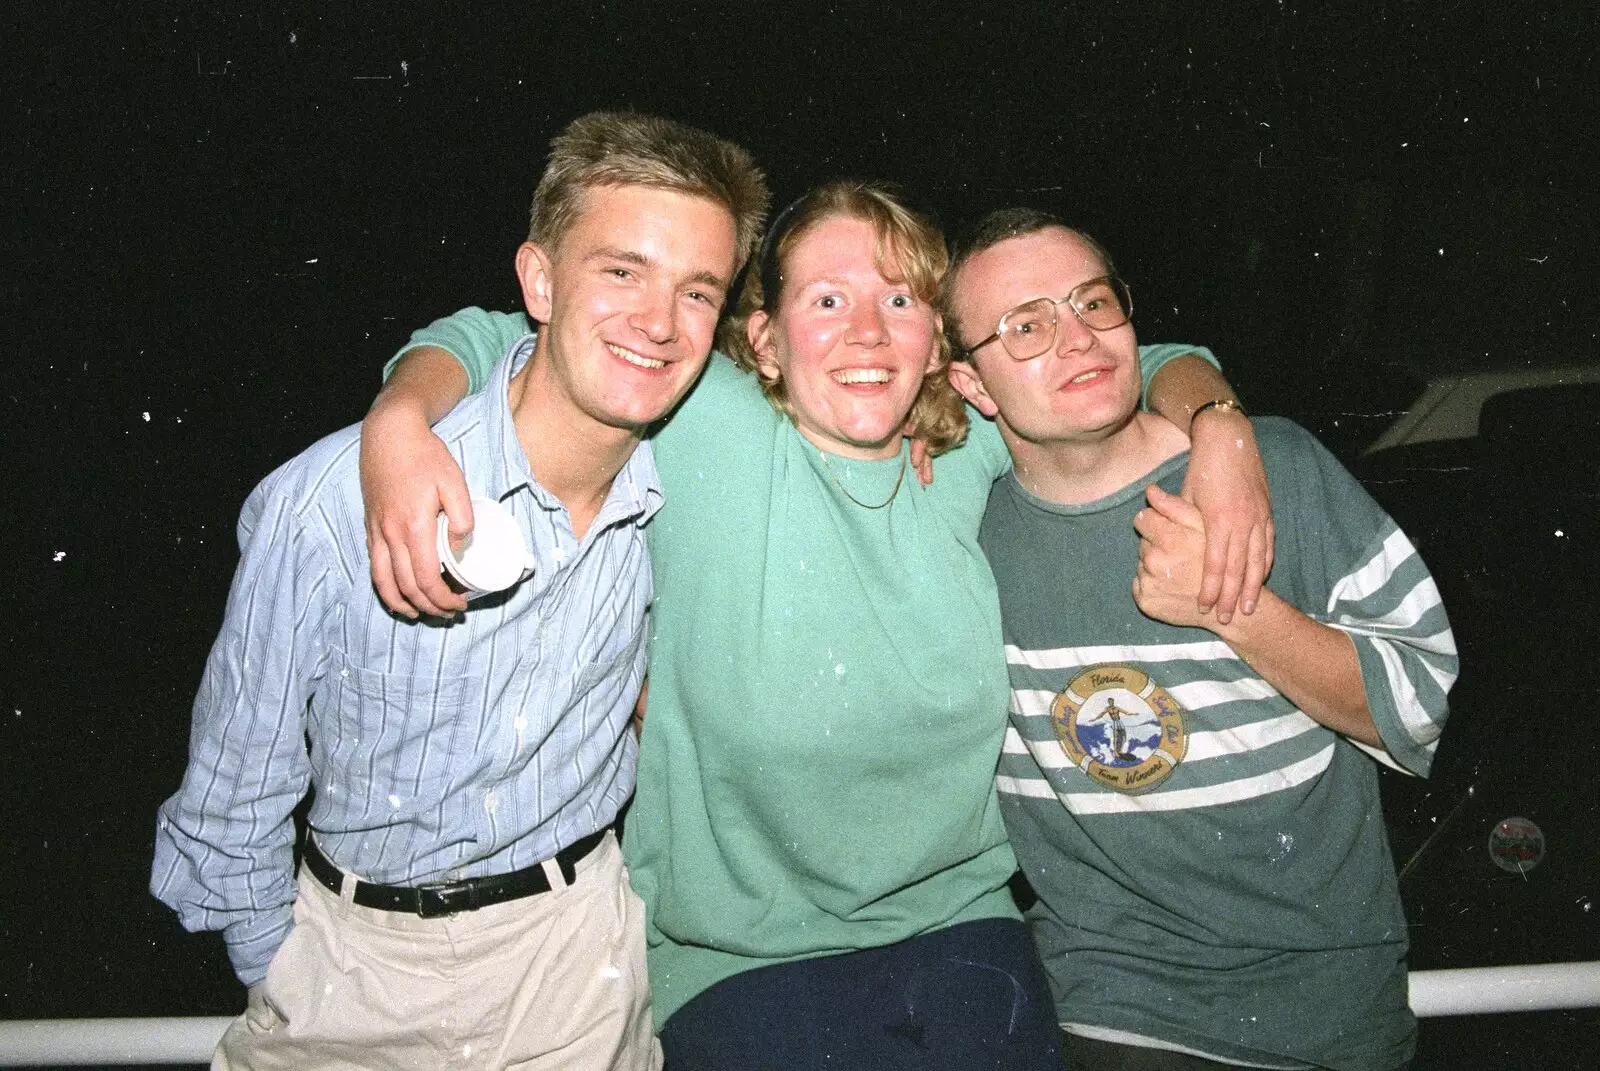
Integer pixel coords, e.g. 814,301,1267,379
818,447,908,510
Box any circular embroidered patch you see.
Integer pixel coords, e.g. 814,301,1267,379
1050,665,1187,794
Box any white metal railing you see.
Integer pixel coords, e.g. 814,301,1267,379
0,1016,230,1067
2,962,1599,1066
1405,961,1600,1018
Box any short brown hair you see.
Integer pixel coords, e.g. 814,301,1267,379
722,180,969,455
942,208,1116,359
528,112,769,272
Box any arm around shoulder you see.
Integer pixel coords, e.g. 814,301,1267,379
380,306,532,395
1142,346,1274,623
362,299,532,619
362,345,477,620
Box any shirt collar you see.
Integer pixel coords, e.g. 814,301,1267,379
477,330,664,528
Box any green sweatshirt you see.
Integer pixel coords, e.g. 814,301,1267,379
391,306,1211,1026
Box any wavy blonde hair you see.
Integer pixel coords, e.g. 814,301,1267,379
720,180,969,455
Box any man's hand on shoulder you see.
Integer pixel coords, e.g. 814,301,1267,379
1132,485,1211,630
360,396,473,619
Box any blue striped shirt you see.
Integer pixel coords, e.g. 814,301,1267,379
152,336,657,985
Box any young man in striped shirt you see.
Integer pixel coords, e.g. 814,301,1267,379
945,211,1455,1071
151,113,767,1070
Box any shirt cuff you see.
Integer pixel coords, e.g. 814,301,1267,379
224,904,296,987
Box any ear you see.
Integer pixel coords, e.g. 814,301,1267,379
948,359,999,418
515,242,555,325
748,310,781,384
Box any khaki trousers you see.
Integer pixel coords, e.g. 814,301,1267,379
215,831,660,1071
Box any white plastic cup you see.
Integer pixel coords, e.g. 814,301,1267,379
437,495,536,598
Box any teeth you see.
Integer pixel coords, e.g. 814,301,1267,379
832,368,892,385
609,344,666,370
1070,370,1104,384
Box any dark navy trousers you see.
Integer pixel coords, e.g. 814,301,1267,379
659,917,1061,1070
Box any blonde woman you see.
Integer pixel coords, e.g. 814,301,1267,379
361,181,1270,1068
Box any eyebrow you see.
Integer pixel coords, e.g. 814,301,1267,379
589,246,729,291
796,272,913,291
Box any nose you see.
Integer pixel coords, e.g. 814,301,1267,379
630,285,679,345
846,302,887,347
1052,301,1096,357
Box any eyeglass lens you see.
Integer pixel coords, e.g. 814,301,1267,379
998,278,1131,360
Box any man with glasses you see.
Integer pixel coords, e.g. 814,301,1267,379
945,209,1455,1070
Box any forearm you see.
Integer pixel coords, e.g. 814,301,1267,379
152,491,325,982
371,345,471,427
153,784,302,985
153,691,309,982
1146,353,1241,434
1214,590,1382,746
361,345,479,618
1148,355,1270,620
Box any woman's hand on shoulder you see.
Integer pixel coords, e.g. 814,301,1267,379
360,397,473,619
1181,407,1273,624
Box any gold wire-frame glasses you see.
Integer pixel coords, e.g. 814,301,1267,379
966,276,1134,361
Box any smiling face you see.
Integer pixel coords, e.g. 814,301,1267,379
947,226,1141,448
749,214,940,460
517,182,739,435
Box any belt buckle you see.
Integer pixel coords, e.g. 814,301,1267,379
412,880,465,919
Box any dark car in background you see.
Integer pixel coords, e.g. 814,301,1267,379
1354,364,1600,974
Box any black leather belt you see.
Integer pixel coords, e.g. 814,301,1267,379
302,828,608,918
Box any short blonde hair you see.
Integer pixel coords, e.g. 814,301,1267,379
721,180,969,455
528,112,769,272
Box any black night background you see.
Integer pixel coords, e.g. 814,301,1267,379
5,1,1598,1066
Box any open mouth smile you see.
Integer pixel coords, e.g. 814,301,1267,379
608,343,667,370
1059,366,1120,391
830,368,893,385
